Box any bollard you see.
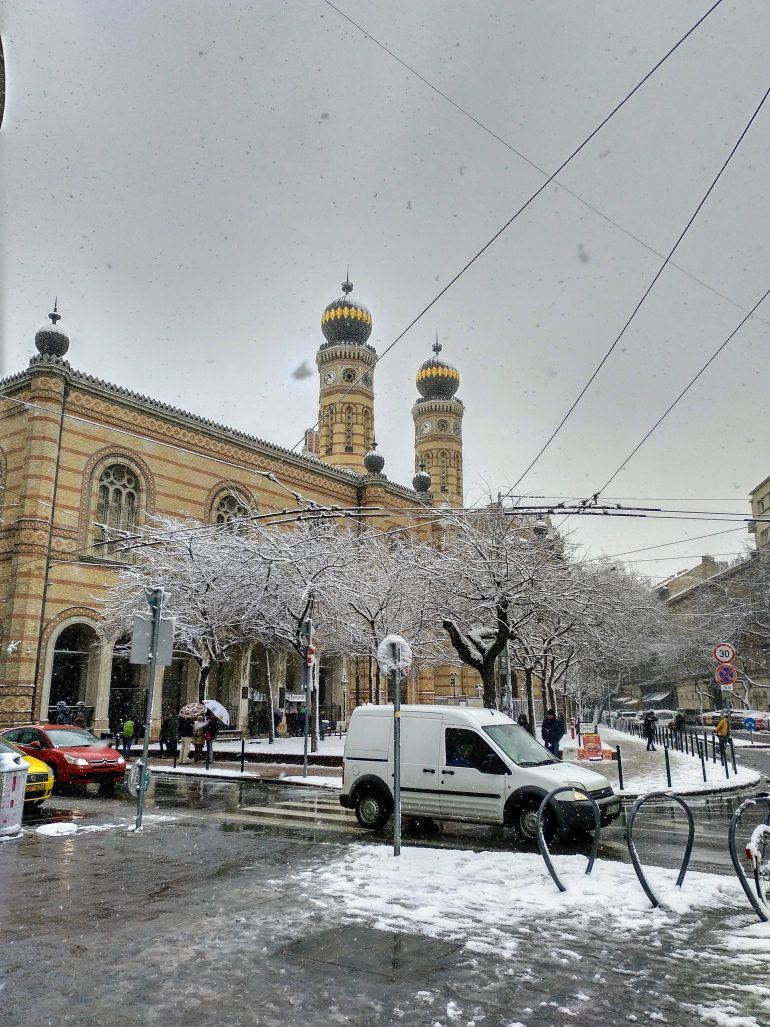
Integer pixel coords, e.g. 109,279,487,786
698,741,707,783
730,737,738,775
206,750,210,771
240,737,245,774
616,745,624,791
723,747,730,780
711,734,717,763
664,746,672,788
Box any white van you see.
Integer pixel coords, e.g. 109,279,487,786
339,705,621,841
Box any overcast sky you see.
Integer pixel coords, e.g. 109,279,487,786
2,0,769,579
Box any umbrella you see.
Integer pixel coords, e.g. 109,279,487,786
179,702,205,719
204,698,230,725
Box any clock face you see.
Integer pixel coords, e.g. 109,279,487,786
323,369,337,385
437,419,449,433
362,372,373,388
420,420,432,435
342,368,357,383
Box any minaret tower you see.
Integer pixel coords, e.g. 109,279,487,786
316,277,376,472
412,337,464,507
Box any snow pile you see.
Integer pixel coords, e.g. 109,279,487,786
36,822,79,836
746,823,770,861
279,775,341,789
296,844,745,960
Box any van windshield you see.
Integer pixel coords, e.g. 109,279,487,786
483,724,556,767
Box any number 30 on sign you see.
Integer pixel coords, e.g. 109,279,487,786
713,642,736,664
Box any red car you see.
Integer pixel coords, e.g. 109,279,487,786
0,724,126,790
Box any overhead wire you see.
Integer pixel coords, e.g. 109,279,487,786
594,283,770,495
259,0,727,481
322,0,769,333
502,78,770,499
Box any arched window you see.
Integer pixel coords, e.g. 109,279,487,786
324,405,334,454
362,409,372,451
215,493,249,527
344,405,354,453
94,463,139,558
439,450,449,493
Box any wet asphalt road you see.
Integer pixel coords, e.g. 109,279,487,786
3,774,770,1026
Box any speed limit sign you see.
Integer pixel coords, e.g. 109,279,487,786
713,642,736,664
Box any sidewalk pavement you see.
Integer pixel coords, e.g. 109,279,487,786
563,725,763,797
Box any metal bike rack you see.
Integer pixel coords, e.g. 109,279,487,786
728,793,770,924
536,785,601,893
627,792,694,909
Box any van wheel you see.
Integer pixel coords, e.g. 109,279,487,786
354,789,390,830
514,801,554,844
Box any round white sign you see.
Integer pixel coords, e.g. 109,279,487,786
376,634,413,676
713,642,736,664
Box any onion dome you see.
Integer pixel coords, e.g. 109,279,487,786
321,277,373,345
35,300,70,358
416,338,459,399
412,462,431,493
363,441,385,475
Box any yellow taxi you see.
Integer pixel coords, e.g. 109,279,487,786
0,735,54,806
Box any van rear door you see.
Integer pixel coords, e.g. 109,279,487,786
399,713,442,817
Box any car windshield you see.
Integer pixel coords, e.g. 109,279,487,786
483,724,556,766
46,728,100,748
0,737,25,757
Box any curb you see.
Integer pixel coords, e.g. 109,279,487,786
616,770,764,801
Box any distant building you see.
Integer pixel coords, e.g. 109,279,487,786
749,474,770,550
0,282,481,732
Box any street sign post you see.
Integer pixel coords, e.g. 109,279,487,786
376,634,413,858
713,642,736,665
132,588,172,832
300,618,314,779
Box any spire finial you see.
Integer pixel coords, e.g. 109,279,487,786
342,268,353,294
432,331,441,356
49,297,61,326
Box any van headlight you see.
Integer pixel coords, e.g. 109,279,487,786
569,784,589,801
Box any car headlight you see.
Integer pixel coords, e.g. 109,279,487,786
117,756,125,765
63,754,89,767
569,784,590,801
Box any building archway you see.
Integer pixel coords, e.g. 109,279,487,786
47,622,101,722
108,634,146,732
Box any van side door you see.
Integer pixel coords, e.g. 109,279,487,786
398,714,442,817
439,726,508,823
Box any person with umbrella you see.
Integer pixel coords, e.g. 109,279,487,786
203,710,220,764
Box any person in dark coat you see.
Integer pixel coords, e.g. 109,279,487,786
159,713,172,757
643,709,658,751
541,708,564,757
517,712,534,737
203,711,220,764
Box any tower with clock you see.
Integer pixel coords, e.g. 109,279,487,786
315,278,377,472
412,337,464,507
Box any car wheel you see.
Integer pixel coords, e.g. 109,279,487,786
514,800,555,844
354,788,391,830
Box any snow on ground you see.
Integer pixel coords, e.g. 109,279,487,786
280,775,341,788
296,843,765,966
562,725,762,796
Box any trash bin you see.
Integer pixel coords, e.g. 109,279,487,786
0,750,29,838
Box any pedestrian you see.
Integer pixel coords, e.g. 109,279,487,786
191,719,206,761
73,701,87,729
121,716,135,758
178,715,193,762
643,709,658,751
672,712,686,747
517,712,534,737
54,700,70,725
273,707,282,738
203,711,220,764
715,710,730,761
541,708,564,758
159,713,172,757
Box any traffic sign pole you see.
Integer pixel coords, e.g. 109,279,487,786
301,618,314,779
135,587,164,832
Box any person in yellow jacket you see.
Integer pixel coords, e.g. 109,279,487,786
715,712,730,760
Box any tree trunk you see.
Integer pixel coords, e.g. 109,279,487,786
525,667,536,733
265,650,275,743
368,656,374,704
480,662,497,709
311,662,319,753
198,663,211,703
